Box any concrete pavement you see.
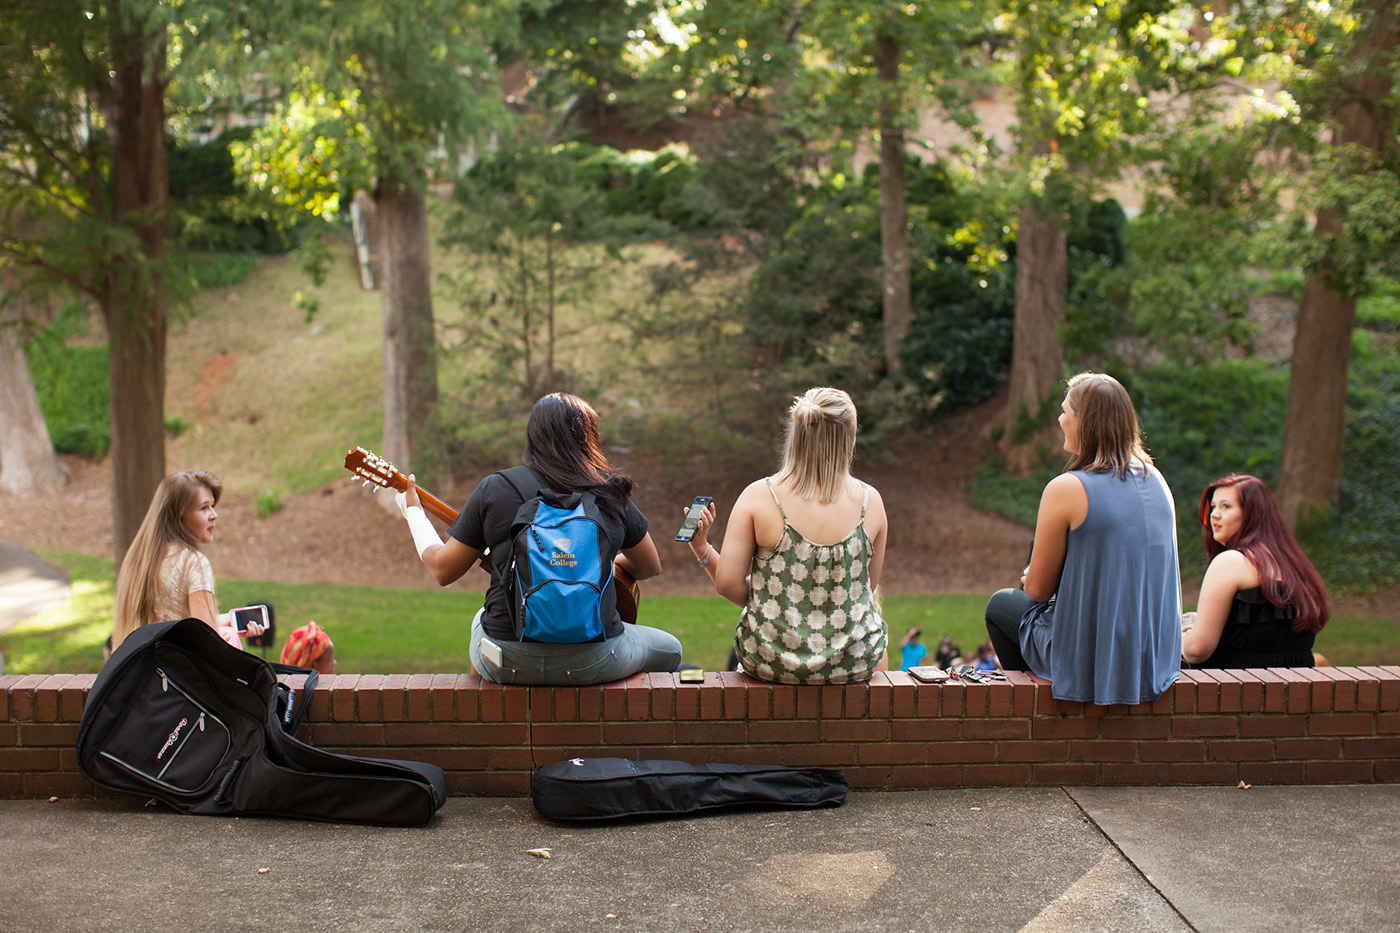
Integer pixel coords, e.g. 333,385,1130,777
0,537,70,637
2,785,1397,932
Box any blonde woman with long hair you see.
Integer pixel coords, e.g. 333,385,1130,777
686,387,888,684
111,471,262,652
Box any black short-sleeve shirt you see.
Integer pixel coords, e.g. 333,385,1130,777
446,470,649,641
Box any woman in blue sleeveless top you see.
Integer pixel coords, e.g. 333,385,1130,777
984,373,1181,705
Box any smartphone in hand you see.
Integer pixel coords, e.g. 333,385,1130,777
231,604,269,636
674,496,714,542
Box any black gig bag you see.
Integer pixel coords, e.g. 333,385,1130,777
532,757,848,822
77,618,446,826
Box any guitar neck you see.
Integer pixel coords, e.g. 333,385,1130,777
414,487,458,526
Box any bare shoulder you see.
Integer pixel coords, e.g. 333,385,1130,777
735,477,774,507
860,481,887,516
1042,472,1086,508
1209,549,1259,583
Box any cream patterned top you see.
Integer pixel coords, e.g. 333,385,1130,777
734,479,886,684
152,544,216,624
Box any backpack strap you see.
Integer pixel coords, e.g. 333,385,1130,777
269,663,319,733
499,465,544,501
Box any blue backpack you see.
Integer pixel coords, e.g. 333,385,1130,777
500,467,619,643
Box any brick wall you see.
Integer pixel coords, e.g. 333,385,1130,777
3,667,1398,798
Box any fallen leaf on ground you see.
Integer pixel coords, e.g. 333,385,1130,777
1237,781,1252,789
48,797,57,803
526,848,553,859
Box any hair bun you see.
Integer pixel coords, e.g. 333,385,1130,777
791,387,854,425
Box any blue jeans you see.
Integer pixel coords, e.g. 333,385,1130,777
469,610,683,685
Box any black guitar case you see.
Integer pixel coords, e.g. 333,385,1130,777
532,757,848,822
77,618,446,826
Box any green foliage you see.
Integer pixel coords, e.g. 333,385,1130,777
254,489,285,518
164,414,193,438
23,308,111,458
181,251,259,291
1356,277,1400,331
1130,360,1290,569
970,460,1057,529
169,130,308,254
1064,117,1287,365
1300,339,1400,589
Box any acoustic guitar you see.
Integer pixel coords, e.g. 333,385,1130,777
343,446,641,623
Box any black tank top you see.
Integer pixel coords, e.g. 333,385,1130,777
1192,587,1315,669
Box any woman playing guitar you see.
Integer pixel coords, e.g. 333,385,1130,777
352,393,680,686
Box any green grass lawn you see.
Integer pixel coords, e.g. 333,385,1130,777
3,550,1396,675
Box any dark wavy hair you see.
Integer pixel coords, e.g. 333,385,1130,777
1199,474,1329,634
524,393,633,517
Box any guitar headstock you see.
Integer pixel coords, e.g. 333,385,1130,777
344,446,408,493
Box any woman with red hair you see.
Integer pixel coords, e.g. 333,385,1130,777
1181,474,1329,668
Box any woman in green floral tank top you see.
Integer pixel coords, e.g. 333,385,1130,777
685,387,889,683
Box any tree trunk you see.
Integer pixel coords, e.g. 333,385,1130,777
376,175,438,482
1276,225,1356,531
998,200,1068,473
1275,2,1398,531
876,31,911,374
545,228,556,392
0,295,66,495
103,31,168,573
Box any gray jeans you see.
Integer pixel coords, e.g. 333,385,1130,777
468,609,683,685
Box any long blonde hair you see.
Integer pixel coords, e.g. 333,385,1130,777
1063,372,1152,480
112,471,222,650
773,387,858,503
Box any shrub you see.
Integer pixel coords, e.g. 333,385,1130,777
164,415,193,437
1356,277,1400,332
183,252,257,291
24,308,111,458
255,488,284,518
168,128,307,253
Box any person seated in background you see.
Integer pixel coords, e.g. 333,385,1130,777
933,635,961,670
984,372,1181,705
111,471,266,652
281,621,337,674
899,628,927,671
972,641,998,672
1181,474,1329,669
684,387,889,684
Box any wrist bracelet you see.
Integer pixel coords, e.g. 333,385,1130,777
696,544,713,568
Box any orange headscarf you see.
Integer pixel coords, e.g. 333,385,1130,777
281,621,332,669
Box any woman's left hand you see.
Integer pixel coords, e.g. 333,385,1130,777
686,502,717,558
395,473,422,517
